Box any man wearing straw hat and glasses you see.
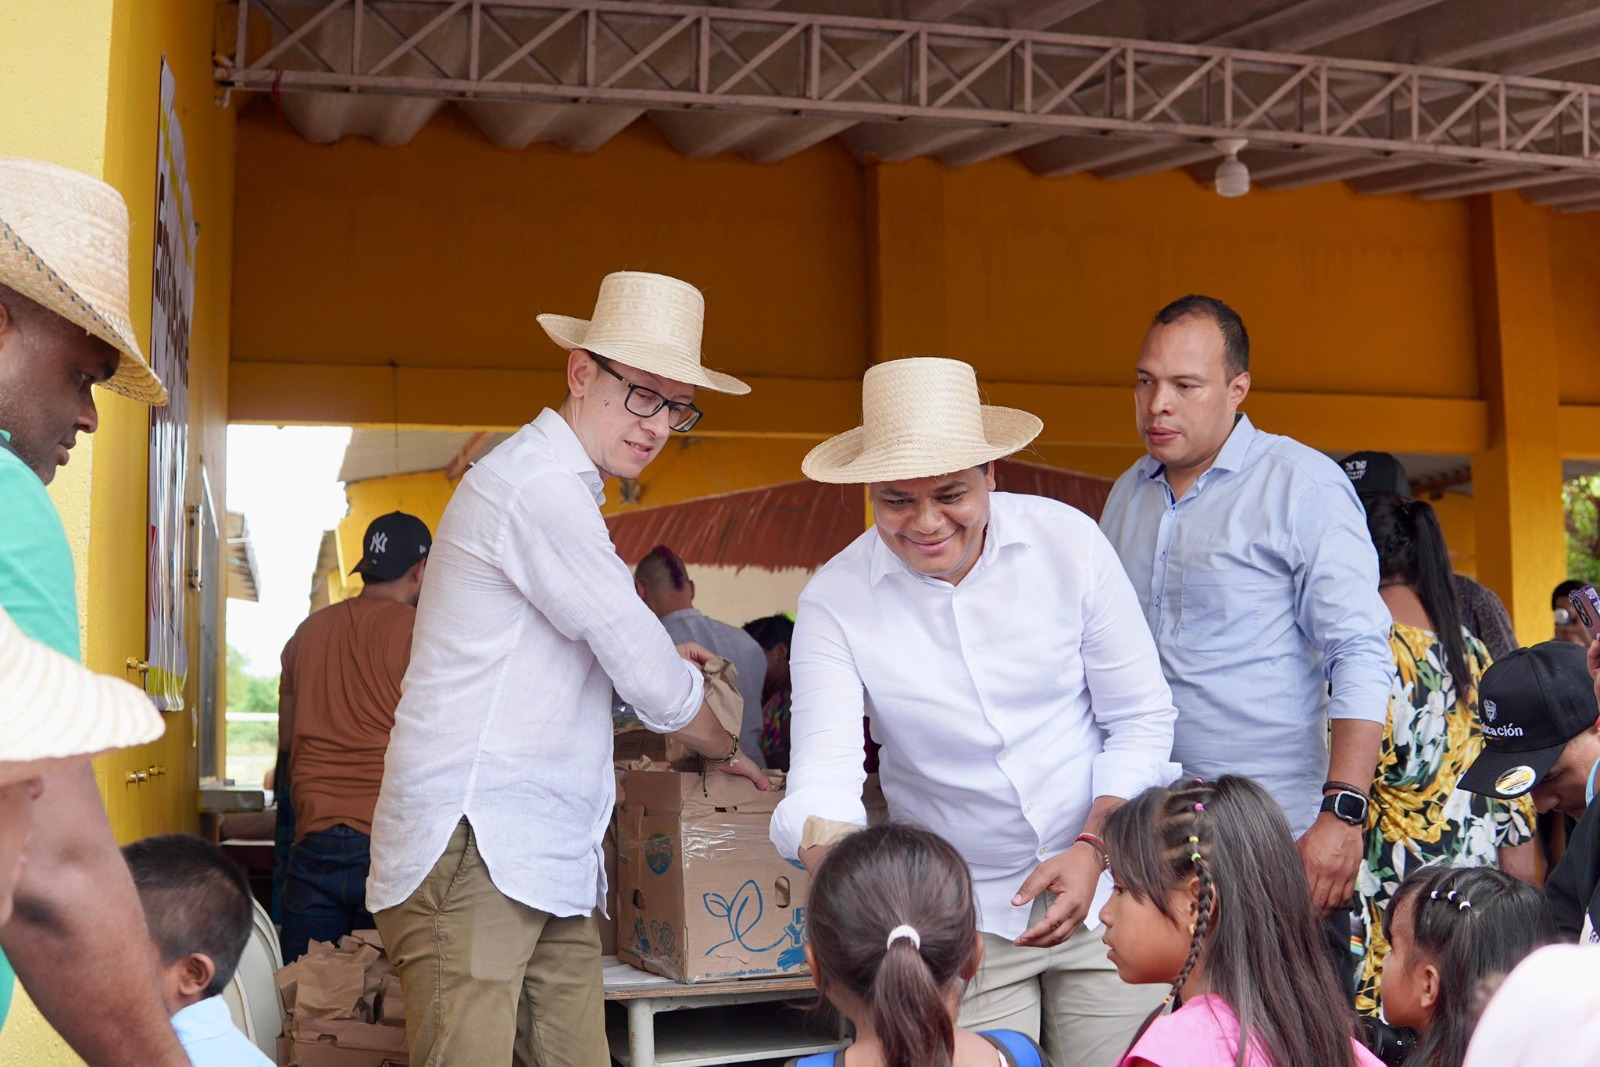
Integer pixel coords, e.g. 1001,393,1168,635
0,158,189,1063
367,271,767,1065
771,357,1180,1067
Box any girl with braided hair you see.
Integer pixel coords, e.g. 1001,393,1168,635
785,823,1048,1067
1100,776,1383,1067
1380,864,1557,1067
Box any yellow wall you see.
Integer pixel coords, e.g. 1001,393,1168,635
942,161,1480,397
330,471,457,602
90,0,238,844
225,111,1581,617
231,111,1497,420
231,110,868,384
0,0,236,1060
1431,494,1479,579
1470,192,1569,636
1549,211,1600,407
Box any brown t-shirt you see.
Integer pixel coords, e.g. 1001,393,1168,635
281,597,415,840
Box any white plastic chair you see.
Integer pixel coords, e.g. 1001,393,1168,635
222,896,285,1058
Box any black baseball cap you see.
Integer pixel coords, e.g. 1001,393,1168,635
1340,450,1411,498
350,511,432,582
1459,641,1600,800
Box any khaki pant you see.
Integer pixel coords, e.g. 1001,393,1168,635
959,903,1166,1067
373,819,609,1067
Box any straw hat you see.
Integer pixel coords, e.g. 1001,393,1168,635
802,357,1042,484
537,271,749,395
0,158,166,406
0,607,164,787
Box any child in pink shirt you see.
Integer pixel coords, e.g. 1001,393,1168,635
1097,776,1384,1067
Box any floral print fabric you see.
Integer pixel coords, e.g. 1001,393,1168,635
1354,622,1534,1017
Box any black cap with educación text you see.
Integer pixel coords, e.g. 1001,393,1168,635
350,511,432,583
1340,450,1411,498
1459,641,1599,800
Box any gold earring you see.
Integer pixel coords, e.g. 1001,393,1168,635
1188,920,1197,935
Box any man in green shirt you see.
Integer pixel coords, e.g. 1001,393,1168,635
0,607,167,1024
0,157,187,1064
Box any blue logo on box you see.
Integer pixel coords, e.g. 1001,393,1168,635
702,879,808,970
645,833,673,875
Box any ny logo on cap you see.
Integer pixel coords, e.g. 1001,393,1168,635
1484,699,1497,723
370,531,389,554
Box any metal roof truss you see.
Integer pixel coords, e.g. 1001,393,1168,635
219,0,1600,177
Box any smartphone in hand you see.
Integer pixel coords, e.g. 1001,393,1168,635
1567,585,1600,642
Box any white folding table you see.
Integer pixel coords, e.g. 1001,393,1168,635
602,956,844,1067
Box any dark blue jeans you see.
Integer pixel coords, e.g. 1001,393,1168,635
280,824,376,963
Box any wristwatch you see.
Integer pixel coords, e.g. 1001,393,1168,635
1319,789,1369,826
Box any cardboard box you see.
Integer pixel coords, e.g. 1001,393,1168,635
617,769,811,983
597,807,619,956
613,727,668,763
284,1018,408,1067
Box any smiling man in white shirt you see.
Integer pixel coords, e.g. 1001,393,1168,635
366,272,767,1066
770,357,1179,1067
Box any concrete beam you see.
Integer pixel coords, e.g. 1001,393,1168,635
230,359,1496,456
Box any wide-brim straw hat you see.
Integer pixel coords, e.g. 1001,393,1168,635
537,271,750,395
803,357,1042,484
0,607,164,786
0,158,166,406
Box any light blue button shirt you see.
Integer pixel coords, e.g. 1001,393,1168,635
1100,415,1393,836
171,995,274,1067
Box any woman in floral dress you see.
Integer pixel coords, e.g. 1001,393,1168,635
1354,493,1536,1019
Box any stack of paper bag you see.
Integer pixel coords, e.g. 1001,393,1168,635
275,930,407,1066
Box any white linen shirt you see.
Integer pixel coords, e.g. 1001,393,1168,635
770,493,1179,940
367,408,704,918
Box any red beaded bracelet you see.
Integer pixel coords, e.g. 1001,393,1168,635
1074,832,1110,870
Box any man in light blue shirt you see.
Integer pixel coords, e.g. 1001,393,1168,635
1099,296,1392,935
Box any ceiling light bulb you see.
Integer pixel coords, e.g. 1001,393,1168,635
1212,137,1250,198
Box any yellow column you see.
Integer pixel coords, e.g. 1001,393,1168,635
1469,191,1567,638
867,157,950,363
0,0,117,659
0,6,116,1063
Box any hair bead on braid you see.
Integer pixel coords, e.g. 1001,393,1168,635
1107,776,1371,1067
1386,864,1559,1067
1430,888,1474,912
1159,794,1216,1009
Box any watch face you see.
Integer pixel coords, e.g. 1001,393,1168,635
1332,792,1366,823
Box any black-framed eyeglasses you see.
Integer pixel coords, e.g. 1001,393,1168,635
589,353,703,432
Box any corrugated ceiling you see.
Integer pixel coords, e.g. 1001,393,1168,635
241,0,1600,209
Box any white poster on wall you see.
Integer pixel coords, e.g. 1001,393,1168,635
147,56,194,712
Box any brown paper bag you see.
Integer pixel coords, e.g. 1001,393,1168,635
294,951,369,1022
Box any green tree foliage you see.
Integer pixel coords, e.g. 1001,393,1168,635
1565,474,1600,585
226,642,279,714
225,643,280,757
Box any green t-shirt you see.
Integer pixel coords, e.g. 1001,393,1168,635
0,431,82,1033
0,951,11,1032
0,435,80,659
